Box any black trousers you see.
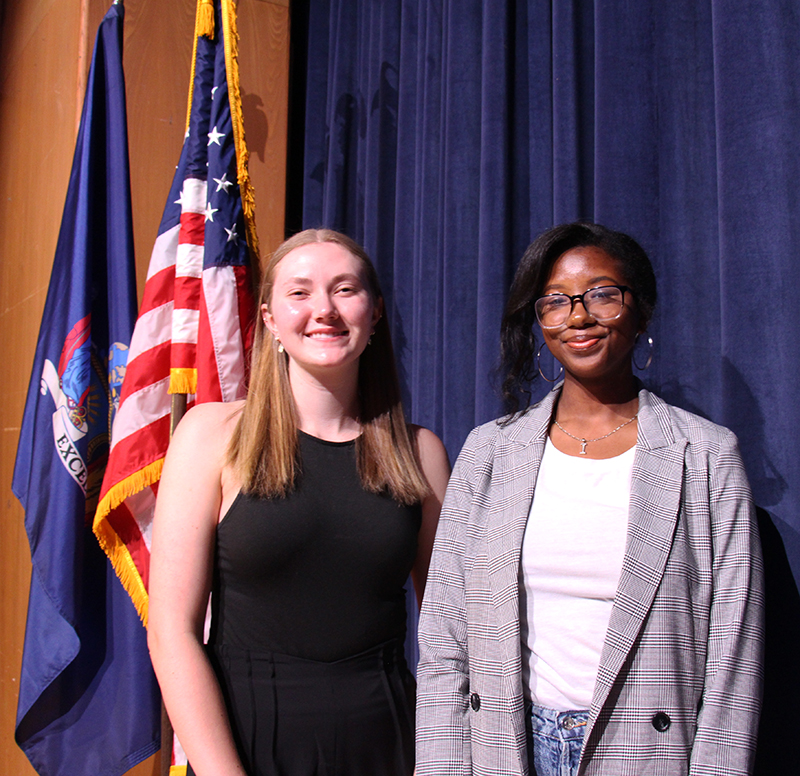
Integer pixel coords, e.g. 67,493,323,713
187,640,415,776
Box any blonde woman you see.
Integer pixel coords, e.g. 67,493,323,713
148,229,450,776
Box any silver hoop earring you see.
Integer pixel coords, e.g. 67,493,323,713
536,344,563,384
633,334,653,371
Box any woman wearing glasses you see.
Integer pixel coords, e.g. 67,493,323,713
416,222,764,776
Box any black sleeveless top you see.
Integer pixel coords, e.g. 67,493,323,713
209,431,422,662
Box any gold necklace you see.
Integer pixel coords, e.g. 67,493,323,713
553,414,638,455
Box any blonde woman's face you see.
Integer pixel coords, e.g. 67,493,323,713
262,242,381,378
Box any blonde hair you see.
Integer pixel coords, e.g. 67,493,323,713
227,229,430,505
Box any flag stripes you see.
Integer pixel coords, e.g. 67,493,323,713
94,0,257,625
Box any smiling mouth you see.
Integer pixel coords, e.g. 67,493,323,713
306,330,348,338
565,337,601,350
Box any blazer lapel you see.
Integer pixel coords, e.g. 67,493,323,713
485,393,556,776
486,393,556,640
589,389,688,717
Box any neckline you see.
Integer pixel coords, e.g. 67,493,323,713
544,436,636,462
298,429,359,447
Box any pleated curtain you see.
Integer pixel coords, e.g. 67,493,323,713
288,3,800,769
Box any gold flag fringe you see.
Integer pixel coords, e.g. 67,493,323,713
222,0,261,267
92,458,165,625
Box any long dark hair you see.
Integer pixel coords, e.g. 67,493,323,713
499,222,657,415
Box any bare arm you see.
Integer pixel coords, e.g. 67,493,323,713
411,426,451,608
147,402,247,776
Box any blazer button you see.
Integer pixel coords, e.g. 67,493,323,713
651,712,671,732
470,693,481,711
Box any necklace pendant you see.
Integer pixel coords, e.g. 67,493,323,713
579,439,588,455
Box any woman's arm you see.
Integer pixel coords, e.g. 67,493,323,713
690,432,765,775
147,403,247,776
416,428,482,776
410,427,451,608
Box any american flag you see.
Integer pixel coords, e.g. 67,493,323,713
93,0,257,624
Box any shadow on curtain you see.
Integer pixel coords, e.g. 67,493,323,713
287,1,800,770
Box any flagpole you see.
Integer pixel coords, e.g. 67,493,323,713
162,394,186,776
170,395,188,436
161,702,174,776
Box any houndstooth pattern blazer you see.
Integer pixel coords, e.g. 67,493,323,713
416,386,764,776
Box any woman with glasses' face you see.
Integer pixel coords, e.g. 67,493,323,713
528,242,644,460
537,245,643,404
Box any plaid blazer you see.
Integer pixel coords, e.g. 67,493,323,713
416,387,764,776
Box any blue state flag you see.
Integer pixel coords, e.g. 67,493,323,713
11,3,161,774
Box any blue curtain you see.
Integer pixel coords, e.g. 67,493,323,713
288,1,800,769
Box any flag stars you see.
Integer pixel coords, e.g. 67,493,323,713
212,85,219,100
224,224,239,245
204,202,218,222
208,126,225,146
214,173,233,193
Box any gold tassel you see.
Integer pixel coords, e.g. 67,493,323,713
168,367,198,396
197,0,215,40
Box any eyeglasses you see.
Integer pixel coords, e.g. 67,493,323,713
534,285,631,329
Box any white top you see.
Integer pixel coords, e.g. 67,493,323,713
519,438,635,710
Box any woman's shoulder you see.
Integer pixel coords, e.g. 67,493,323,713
168,400,245,459
443,406,547,478
408,424,451,469
639,388,740,449
409,423,443,447
182,399,244,424
157,401,246,512
471,393,554,446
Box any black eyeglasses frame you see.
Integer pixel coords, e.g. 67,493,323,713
534,284,632,329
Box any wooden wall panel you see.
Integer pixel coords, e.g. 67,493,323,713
0,1,290,774
238,0,291,260
122,0,195,297
0,3,87,772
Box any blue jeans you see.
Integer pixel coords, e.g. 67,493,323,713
526,703,589,776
